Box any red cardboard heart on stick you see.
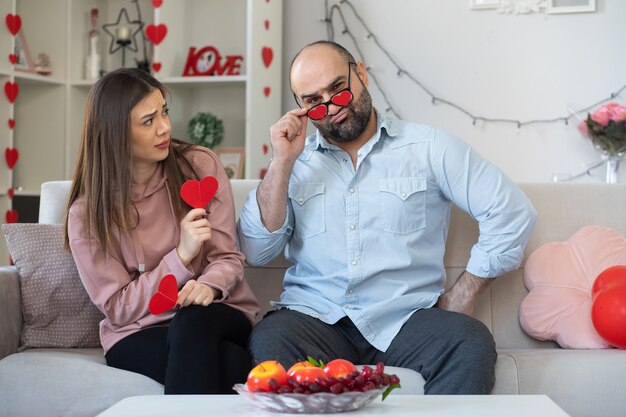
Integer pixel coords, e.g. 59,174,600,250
149,274,178,315
180,176,218,209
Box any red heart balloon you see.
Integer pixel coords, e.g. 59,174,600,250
8,53,17,64
263,86,271,97
5,147,18,168
332,90,352,106
7,187,14,199
149,274,178,315
5,81,18,103
180,176,218,209
145,24,168,45
151,0,163,8
5,209,18,224
262,46,273,68
307,106,327,120
591,266,626,349
8,118,15,129
5,14,22,36
152,62,162,73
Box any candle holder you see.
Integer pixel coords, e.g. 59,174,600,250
102,5,146,69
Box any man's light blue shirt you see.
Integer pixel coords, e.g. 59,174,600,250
237,113,536,352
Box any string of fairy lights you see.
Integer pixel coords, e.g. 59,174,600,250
323,0,626,129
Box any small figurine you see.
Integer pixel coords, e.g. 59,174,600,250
35,53,52,76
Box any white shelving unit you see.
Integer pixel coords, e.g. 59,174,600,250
1,0,282,265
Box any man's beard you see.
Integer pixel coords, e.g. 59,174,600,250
313,87,373,143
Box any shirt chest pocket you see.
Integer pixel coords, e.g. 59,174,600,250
379,177,427,234
288,183,326,239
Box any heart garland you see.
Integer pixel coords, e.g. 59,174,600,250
149,274,178,315
180,176,219,209
4,81,18,103
5,147,18,169
5,209,18,224
5,14,21,36
152,62,162,73
263,86,271,97
146,23,168,45
151,0,163,7
7,187,14,199
8,118,15,129
8,53,17,64
261,46,273,68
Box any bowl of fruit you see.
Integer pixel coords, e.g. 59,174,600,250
233,357,401,414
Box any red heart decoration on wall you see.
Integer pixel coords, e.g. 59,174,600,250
5,209,18,224
146,24,168,45
152,62,162,73
262,144,269,155
151,0,163,8
263,86,271,97
264,20,270,30
7,188,14,199
8,54,17,64
149,274,178,315
259,168,267,179
5,147,18,168
5,81,18,103
180,176,218,209
261,47,273,68
8,118,15,129
5,14,22,36
307,106,327,120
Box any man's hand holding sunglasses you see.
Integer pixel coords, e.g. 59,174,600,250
268,107,309,166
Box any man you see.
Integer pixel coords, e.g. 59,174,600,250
237,41,536,394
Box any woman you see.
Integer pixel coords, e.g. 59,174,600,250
64,68,259,394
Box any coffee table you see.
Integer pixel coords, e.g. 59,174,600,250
97,394,572,416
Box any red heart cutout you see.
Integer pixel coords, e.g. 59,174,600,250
5,14,21,36
261,47,273,68
259,168,267,179
8,118,15,129
152,62,162,73
264,20,270,30
307,106,327,120
263,86,271,97
332,90,352,106
149,274,178,315
151,0,163,8
5,147,18,168
4,81,18,103
7,187,14,199
180,176,218,209
146,24,168,45
5,209,18,224
262,144,269,155
8,53,17,64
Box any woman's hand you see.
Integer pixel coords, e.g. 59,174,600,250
177,280,221,307
176,208,211,266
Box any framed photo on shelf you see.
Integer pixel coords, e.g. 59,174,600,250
215,147,245,179
14,31,35,73
547,0,596,14
470,0,500,9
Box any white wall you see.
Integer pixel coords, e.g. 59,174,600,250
281,0,626,183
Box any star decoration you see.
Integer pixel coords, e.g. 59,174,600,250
102,8,144,55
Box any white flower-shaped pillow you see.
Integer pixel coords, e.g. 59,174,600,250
520,226,626,349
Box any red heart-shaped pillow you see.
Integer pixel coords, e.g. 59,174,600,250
180,176,218,209
149,274,178,315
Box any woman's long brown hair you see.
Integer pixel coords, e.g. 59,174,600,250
64,68,198,253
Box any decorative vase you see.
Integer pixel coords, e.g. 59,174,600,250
604,155,621,184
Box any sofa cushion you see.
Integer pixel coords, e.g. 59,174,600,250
2,223,103,350
519,225,626,349
0,348,163,417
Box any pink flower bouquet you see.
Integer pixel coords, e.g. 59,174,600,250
579,102,626,157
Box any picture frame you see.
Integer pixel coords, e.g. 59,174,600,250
470,0,501,9
547,0,596,14
14,31,35,73
215,147,245,179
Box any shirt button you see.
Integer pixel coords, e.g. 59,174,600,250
349,188,355,193
350,224,356,230
401,192,407,198
344,305,351,310
298,197,304,203
351,260,357,266
348,289,354,294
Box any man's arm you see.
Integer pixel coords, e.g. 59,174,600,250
438,270,495,315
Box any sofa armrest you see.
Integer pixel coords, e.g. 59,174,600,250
0,266,21,359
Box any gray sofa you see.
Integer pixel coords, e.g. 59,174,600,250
1,180,626,417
